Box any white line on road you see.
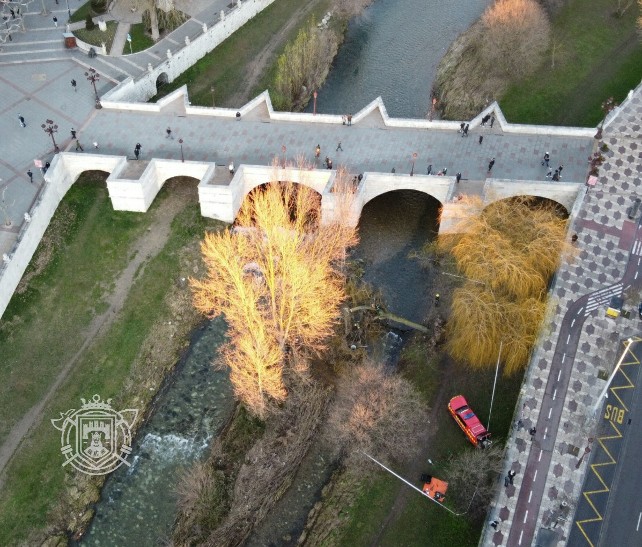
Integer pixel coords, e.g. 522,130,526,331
519,530,524,545
637,512,641,531
548,407,552,419
524,510,529,523
553,389,557,400
567,334,571,344
638,257,641,266
538,449,543,462
528,490,533,503
558,369,562,382
534,470,538,481
636,271,639,280
544,427,548,439
578,307,583,315
571,318,576,327
562,353,566,363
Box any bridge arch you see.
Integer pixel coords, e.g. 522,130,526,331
155,72,169,93
483,180,582,217
483,195,570,218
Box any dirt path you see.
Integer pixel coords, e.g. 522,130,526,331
225,0,326,107
370,360,452,546
0,181,193,488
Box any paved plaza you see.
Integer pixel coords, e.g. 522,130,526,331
1,1,642,546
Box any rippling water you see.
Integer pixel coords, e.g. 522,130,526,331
308,0,491,118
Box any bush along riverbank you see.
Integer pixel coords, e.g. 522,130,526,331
433,0,642,124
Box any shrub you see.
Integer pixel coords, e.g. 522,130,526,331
85,13,95,30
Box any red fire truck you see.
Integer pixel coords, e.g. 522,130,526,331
448,395,492,448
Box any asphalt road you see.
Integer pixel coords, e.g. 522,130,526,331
597,341,642,547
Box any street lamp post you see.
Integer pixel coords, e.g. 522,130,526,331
410,152,417,176
41,119,60,153
575,438,594,469
85,68,102,109
65,0,71,19
179,138,184,162
313,90,317,116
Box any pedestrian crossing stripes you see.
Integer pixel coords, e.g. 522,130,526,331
584,283,623,316
632,240,642,256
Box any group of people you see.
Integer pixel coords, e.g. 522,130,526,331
542,152,564,181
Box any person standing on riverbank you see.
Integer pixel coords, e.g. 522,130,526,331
347,114,352,126
315,144,321,158
479,135,483,145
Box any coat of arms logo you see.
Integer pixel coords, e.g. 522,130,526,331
51,395,138,475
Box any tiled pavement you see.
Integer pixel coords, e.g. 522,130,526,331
483,84,642,547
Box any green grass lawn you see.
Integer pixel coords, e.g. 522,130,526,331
330,340,525,546
69,0,95,24
150,0,331,106
0,174,222,544
127,22,155,54
499,0,642,126
73,20,118,52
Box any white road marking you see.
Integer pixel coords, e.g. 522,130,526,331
638,257,641,266
636,271,639,280
567,334,571,344
544,427,548,439
538,449,543,462
562,353,566,363
534,470,538,481
558,370,562,382
548,407,552,419
519,530,524,545
524,510,529,523
571,319,576,327
528,490,533,503
637,512,642,531
553,389,557,400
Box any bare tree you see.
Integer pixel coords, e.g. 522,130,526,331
480,0,551,79
191,165,357,418
443,443,505,516
327,361,429,464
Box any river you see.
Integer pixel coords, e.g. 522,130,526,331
307,0,491,118
82,0,491,542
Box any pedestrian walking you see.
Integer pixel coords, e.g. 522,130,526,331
434,293,440,306
481,114,490,126
70,128,77,139
336,141,343,152
75,139,84,152
479,135,483,145
347,114,352,126
488,157,495,172
504,476,510,488
508,470,516,485
427,164,432,175
71,79,77,92
315,144,321,158
529,427,537,437
456,172,462,183
490,115,495,128
542,152,550,167
93,141,99,149
53,15,58,27
342,115,347,126
552,170,560,182
43,161,50,174
27,169,33,183
571,233,578,243
134,142,141,159
327,158,333,169
442,167,447,176
558,165,564,178
459,122,465,133
18,114,25,128
166,127,173,139
546,167,553,179
462,124,469,138
229,161,235,175
490,520,499,530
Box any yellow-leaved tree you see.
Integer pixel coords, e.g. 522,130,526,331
191,164,358,417
439,196,571,374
